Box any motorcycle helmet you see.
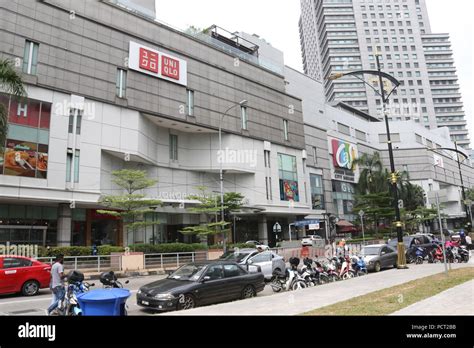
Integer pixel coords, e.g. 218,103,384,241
303,258,312,266
459,230,465,238
289,257,300,267
99,271,117,286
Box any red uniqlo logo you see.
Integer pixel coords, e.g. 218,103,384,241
161,55,180,80
139,47,159,73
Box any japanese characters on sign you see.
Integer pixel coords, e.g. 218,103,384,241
129,41,187,86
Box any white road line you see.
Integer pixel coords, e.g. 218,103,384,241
0,290,139,306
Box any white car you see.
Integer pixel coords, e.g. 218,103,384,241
301,235,322,246
245,241,270,250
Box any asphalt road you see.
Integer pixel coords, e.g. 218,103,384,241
0,275,275,316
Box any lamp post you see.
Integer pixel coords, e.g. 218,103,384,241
219,100,248,254
427,142,472,231
328,52,408,269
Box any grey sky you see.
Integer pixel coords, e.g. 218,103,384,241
154,0,473,138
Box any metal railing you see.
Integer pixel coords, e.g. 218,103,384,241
144,251,208,270
37,255,117,273
37,251,209,273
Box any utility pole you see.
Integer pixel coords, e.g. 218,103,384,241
376,52,407,269
435,192,448,275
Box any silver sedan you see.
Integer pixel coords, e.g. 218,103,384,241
222,249,286,280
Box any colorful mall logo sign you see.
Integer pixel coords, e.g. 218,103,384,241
129,41,187,86
332,139,357,171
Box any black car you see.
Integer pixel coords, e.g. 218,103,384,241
137,261,265,312
388,234,438,262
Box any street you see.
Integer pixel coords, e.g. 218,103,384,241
0,274,275,316
1,262,471,316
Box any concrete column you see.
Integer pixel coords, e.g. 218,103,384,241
258,215,269,245
57,204,72,246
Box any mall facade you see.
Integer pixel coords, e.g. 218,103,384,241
0,0,473,247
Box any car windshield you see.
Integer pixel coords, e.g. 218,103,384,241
362,246,380,256
223,251,252,263
168,264,207,281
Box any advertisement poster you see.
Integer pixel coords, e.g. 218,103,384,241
332,139,358,171
279,179,299,202
2,139,48,178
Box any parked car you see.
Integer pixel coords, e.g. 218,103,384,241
301,235,322,246
245,241,270,250
0,256,51,296
137,261,265,312
361,244,397,272
222,248,285,280
388,235,438,262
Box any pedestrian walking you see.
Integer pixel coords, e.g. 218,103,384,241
47,254,66,315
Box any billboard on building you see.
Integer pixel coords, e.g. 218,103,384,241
0,94,50,178
332,139,357,171
128,41,188,86
329,138,359,183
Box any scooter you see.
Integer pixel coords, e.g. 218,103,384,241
351,255,368,276
338,255,355,280
270,257,307,292
415,247,425,264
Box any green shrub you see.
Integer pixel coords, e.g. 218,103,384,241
98,245,125,255
128,243,207,254
39,246,92,257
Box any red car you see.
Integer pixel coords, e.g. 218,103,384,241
0,256,51,296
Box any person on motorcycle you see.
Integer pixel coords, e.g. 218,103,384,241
459,230,468,246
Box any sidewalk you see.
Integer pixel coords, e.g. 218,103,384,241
164,263,473,316
391,279,474,316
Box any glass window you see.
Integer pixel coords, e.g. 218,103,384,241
187,89,194,116
310,174,325,210
68,109,82,135
22,40,39,75
223,264,246,278
2,257,33,269
169,134,178,161
241,106,248,130
204,265,224,280
66,149,80,183
250,252,271,263
116,68,127,98
283,120,289,141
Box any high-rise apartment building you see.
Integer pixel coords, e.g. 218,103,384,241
299,0,471,150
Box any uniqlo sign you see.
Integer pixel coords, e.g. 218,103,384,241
129,41,187,86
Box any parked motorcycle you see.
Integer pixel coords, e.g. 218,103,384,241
270,257,307,292
53,270,94,316
351,255,368,276
415,247,425,265
428,244,444,264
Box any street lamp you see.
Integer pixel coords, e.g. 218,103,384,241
219,100,248,254
427,143,472,231
327,52,408,269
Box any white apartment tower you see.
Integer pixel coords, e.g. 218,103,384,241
299,0,471,150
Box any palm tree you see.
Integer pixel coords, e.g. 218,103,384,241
353,152,387,194
0,58,26,151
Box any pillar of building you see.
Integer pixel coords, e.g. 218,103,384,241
57,204,72,246
258,215,269,245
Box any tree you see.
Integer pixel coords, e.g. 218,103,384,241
179,187,245,241
402,206,439,234
353,192,394,234
399,181,426,212
98,170,162,246
0,58,26,151
353,152,387,194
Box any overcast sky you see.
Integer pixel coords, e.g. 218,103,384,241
154,0,473,138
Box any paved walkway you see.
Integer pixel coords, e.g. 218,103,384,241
164,263,473,316
391,279,474,316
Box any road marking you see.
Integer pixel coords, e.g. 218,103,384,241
0,290,138,306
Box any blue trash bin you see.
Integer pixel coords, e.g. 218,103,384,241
77,289,130,316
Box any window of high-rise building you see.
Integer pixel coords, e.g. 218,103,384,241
22,40,39,75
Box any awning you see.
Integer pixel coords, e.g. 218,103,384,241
336,220,354,227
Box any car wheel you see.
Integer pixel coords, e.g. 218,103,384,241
177,294,196,311
241,285,256,299
22,280,39,296
374,262,381,273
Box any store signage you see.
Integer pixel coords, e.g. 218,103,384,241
128,41,187,86
332,139,357,171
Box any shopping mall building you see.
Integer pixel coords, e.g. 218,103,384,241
0,0,473,247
